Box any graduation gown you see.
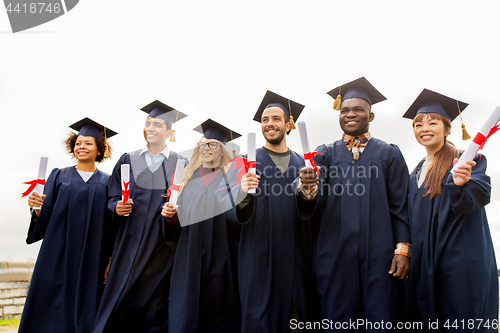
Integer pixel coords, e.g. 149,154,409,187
92,149,186,333
401,155,498,332
296,139,410,332
19,167,111,333
227,148,321,333
168,167,241,333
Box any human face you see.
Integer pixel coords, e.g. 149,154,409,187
261,106,290,145
199,138,223,168
413,114,448,155
339,98,374,136
144,117,171,147
74,135,100,162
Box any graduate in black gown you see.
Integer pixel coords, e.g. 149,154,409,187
92,101,188,333
228,91,322,333
297,78,411,332
20,118,117,333
400,89,498,331
162,119,242,333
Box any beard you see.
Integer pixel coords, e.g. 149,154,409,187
263,126,286,145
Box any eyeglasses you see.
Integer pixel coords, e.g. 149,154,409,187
197,142,221,150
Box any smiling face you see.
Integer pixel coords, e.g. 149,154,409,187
261,106,290,145
74,135,100,162
413,113,450,154
144,117,172,147
339,98,374,136
199,138,223,168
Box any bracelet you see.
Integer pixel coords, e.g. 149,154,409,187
394,242,411,258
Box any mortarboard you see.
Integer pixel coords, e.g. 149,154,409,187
253,90,305,134
141,100,188,142
402,88,470,140
193,119,241,144
69,117,117,138
69,117,117,158
194,119,242,158
327,77,386,110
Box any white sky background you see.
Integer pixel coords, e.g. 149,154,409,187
1,1,500,262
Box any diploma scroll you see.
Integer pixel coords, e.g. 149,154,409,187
168,159,185,206
121,164,130,216
247,133,256,194
297,121,312,169
33,156,49,210
452,106,500,174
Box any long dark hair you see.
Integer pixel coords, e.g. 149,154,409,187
413,113,460,198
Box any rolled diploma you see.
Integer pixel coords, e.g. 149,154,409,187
34,156,48,210
297,121,313,169
168,159,185,206
247,133,256,194
121,164,130,216
452,106,500,174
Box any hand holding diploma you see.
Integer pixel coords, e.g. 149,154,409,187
297,121,322,199
167,159,185,206
452,158,476,187
161,202,178,219
119,164,132,216
246,133,258,194
452,106,500,174
23,156,48,212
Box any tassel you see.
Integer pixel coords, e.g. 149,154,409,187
103,143,110,159
333,94,342,110
289,115,297,130
170,129,176,142
232,149,237,159
461,124,471,140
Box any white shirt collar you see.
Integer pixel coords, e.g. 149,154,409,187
140,144,170,159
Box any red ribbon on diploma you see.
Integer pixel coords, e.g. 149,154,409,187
304,151,326,175
21,179,45,197
231,157,256,184
473,124,500,152
166,173,180,199
122,181,130,203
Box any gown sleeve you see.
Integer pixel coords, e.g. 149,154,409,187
445,154,491,215
26,168,60,244
386,144,411,244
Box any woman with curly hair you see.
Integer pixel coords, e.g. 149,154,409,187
400,90,498,331
162,119,242,333
20,118,117,333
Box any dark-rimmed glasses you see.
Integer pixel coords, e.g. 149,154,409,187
197,142,221,150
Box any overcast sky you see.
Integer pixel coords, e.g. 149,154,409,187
1,0,499,263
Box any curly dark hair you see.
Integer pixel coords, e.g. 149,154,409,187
64,132,112,163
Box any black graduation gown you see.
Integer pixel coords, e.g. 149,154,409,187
19,167,111,333
401,155,498,332
92,149,186,333
296,139,410,332
168,167,241,333
226,148,322,333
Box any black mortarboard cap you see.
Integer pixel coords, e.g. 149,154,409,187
402,88,468,121
69,117,118,138
194,119,242,144
403,88,471,140
253,90,305,134
327,77,386,110
140,100,188,126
